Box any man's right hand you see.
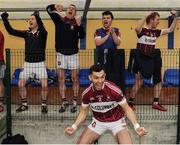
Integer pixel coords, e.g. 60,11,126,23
170,10,177,18
1,12,9,20
55,4,63,13
65,126,76,135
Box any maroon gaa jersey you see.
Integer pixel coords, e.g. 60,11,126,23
82,81,126,122
137,27,162,55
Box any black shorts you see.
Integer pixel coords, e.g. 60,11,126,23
128,49,162,84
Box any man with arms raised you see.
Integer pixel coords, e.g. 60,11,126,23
65,64,147,144
128,11,178,111
47,3,85,113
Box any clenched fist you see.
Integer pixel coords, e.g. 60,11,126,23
65,126,76,135
170,10,177,18
75,16,82,26
1,12,9,21
55,4,63,13
135,126,148,137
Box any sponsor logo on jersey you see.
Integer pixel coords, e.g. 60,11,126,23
91,102,116,111
145,37,156,43
96,95,103,102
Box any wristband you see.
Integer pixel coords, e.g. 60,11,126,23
134,123,140,130
72,124,77,130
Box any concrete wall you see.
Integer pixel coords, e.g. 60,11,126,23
0,119,176,144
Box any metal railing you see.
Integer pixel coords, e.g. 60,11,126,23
4,48,180,143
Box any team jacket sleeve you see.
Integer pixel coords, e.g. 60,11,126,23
2,18,26,38
34,13,47,35
46,4,62,24
78,24,86,39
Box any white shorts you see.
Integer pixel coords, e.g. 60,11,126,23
88,117,127,136
19,61,47,80
56,53,79,69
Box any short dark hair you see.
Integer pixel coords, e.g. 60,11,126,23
146,12,160,24
89,64,104,74
102,11,114,19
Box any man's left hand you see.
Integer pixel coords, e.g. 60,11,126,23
171,10,177,17
75,16,82,26
135,127,148,137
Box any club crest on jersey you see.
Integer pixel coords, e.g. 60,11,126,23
96,95,103,102
92,121,96,128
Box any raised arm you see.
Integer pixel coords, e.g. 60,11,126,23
1,12,26,38
46,4,62,24
75,16,86,39
33,11,47,35
78,25,86,39
65,106,89,135
135,11,154,34
161,10,178,35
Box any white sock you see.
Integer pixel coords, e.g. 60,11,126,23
73,101,77,106
22,102,27,106
42,103,47,106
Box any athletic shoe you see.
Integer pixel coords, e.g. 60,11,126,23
152,103,167,112
59,105,66,113
41,105,48,114
70,105,77,113
16,105,28,113
0,104,4,112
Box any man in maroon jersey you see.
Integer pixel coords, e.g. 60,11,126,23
128,11,178,111
0,30,5,112
65,64,147,144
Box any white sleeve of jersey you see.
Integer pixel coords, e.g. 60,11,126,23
94,36,101,40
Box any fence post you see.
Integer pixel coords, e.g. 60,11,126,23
94,49,97,64
5,48,12,137
177,49,180,144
